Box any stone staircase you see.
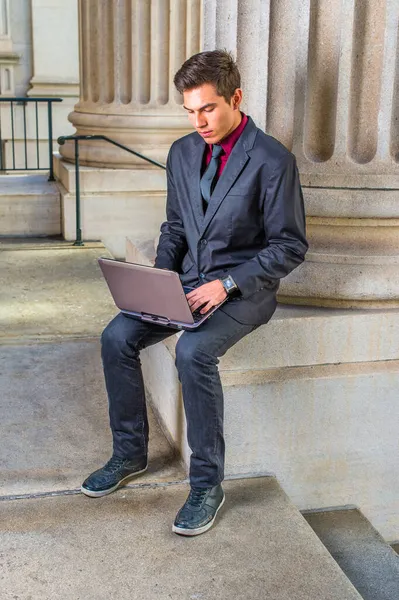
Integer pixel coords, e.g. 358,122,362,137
303,508,399,600
0,173,61,236
1,237,398,599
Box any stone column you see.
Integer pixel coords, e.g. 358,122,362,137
60,0,201,167
203,0,399,308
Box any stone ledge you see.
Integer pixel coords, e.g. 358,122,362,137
220,359,399,386
126,234,399,368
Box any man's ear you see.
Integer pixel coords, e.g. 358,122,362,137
232,88,243,109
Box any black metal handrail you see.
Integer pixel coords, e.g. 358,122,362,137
57,134,166,246
0,97,62,181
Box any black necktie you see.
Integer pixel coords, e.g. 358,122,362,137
200,144,223,205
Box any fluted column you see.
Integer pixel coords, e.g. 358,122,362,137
204,0,399,308
60,0,201,167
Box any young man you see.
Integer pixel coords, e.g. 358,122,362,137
81,50,308,536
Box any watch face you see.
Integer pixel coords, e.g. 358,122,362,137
222,276,236,294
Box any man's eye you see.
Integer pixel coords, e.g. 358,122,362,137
204,108,214,112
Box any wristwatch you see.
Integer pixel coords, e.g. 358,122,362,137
220,274,238,296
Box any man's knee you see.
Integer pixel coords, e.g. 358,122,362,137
175,335,215,372
101,314,139,360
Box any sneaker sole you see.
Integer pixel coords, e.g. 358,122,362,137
172,494,225,537
80,465,148,498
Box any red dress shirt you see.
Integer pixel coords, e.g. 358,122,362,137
203,113,248,178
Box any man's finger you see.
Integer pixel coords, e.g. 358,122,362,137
186,285,207,297
187,295,205,307
200,301,214,314
190,299,208,312
186,290,203,303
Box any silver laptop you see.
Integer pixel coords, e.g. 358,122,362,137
98,257,226,330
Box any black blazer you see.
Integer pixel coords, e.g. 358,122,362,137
154,117,308,326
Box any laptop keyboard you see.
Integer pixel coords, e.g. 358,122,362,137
192,309,204,323
182,286,210,323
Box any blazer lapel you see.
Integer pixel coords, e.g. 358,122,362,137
185,117,258,237
188,135,206,227
200,138,250,236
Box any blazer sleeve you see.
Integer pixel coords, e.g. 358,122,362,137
228,154,308,298
154,147,188,271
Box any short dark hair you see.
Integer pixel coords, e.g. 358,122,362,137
174,50,241,103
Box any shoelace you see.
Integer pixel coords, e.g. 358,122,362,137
103,456,127,473
187,487,208,508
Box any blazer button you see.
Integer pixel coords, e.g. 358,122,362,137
201,239,207,245
199,273,205,279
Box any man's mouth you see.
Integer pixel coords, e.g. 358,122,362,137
200,131,213,138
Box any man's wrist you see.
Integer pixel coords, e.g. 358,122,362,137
219,274,239,296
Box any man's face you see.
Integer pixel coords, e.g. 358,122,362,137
182,83,243,144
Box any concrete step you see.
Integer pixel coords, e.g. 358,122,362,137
1,477,362,600
303,508,399,600
124,235,399,542
0,174,61,236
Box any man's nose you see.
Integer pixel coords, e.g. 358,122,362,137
195,113,207,129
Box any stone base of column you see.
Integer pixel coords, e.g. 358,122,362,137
279,185,399,308
278,259,399,309
54,154,167,256
59,110,192,168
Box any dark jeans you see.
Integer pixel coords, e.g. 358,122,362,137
101,310,257,488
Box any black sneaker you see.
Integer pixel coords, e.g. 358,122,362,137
81,455,147,497
172,484,225,536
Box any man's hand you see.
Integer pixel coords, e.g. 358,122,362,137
186,280,227,314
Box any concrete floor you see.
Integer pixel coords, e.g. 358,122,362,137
0,339,185,497
1,241,117,341
1,240,185,497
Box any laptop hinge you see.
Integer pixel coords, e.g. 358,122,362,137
141,312,170,325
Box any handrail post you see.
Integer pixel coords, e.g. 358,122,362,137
47,100,55,181
73,138,84,246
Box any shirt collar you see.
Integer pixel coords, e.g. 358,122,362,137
218,112,248,155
